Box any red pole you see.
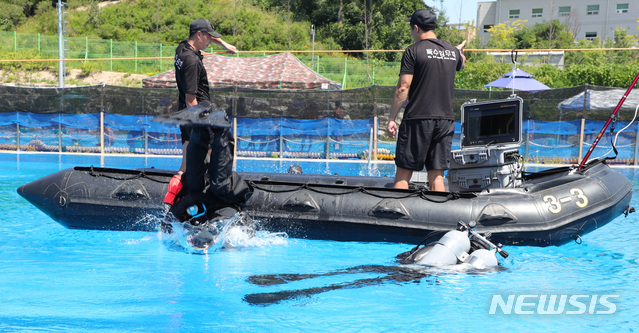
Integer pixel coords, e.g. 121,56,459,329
578,71,639,170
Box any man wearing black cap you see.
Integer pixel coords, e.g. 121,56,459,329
165,18,251,223
386,8,466,192
174,18,237,173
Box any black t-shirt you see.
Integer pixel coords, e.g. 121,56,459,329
399,38,463,120
174,40,210,110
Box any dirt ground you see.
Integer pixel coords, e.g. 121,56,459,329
0,69,148,88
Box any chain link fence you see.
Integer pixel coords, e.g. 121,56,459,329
0,84,637,165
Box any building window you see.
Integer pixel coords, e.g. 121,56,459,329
559,6,571,17
509,9,520,19
532,8,543,18
587,5,599,15
585,32,597,40
483,24,493,33
617,3,629,13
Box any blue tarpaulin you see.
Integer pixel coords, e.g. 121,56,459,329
557,89,639,111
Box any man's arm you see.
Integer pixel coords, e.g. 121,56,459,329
185,93,198,107
387,74,413,138
211,37,238,54
456,40,467,69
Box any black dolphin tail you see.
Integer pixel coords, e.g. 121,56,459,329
247,273,323,286
247,265,391,286
244,266,431,306
243,276,389,306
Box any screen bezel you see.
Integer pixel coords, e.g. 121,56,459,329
460,97,523,148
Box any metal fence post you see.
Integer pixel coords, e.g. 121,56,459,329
16,124,20,151
578,118,585,164
233,117,237,169
144,130,148,155
85,36,88,63
373,116,378,160
135,41,138,73
58,122,62,153
279,117,283,158
368,128,373,163
342,57,347,89
100,112,104,154
326,118,330,159
110,39,113,71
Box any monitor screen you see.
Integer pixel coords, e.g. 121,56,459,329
461,98,522,147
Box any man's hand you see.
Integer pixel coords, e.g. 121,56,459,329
224,44,237,54
387,120,398,139
456,40,467,68
387,74,411,140
212,37,238,54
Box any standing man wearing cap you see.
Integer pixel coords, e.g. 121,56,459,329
174,18,237,174
164,18,251,220
386,8,466,191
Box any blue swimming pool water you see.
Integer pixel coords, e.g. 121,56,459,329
2,153,638,331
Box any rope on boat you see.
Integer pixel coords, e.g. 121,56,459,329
248,180,464,203
87,166,171,184
83,167,467,203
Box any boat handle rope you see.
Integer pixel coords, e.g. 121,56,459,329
248,182,321,194
249,181,394,197
248,180,463,203
88,166,171,184
85,168,465,203
624,205,635,217
572,234,582,245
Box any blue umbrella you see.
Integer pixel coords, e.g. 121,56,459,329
485,68,550,91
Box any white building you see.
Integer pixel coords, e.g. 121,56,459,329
477,0,639,44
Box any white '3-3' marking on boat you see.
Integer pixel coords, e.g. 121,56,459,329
559,197,573,203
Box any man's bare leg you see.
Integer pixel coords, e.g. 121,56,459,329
393,167,414,189
428,169,446,192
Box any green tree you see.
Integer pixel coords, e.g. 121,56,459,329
301,0,426,61
486,20,527,49
455,59,510,90
528,63,566,88
566,37,605,66
603,28,639,65
0,0,40,31
528,20,574,49
433,8,466,46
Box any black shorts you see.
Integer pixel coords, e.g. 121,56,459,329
179,124,192,144
394,119,454,171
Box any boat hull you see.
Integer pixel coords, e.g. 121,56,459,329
17,161,633,246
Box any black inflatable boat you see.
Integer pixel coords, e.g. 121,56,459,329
17,158,633,246
16,97,636,246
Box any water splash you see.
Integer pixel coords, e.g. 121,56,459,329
162,212,288,254
358,162,381,177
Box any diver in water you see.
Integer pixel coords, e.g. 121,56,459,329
243,221,508,306
162,102,253,226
